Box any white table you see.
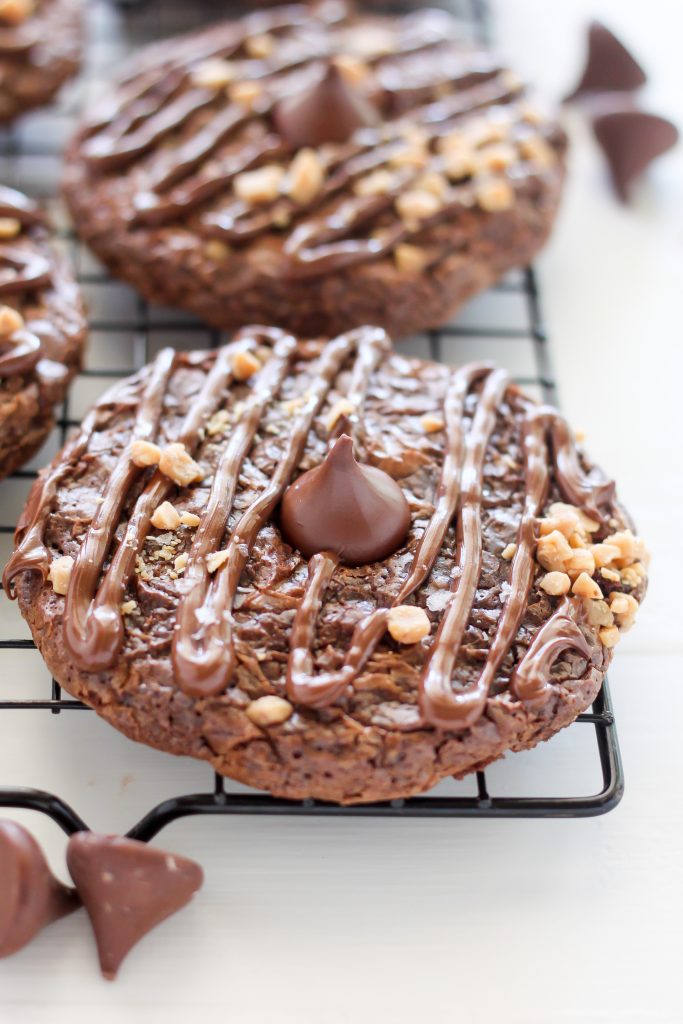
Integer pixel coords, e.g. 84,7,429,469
1,2,681,1021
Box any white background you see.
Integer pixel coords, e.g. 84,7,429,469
1,1,682,1021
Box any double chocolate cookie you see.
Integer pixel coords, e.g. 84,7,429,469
4,327,647,804
0,0,82,124
63,2,566,338
0,186,86,478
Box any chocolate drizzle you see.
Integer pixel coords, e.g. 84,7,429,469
71,4,565,280
6,333,613,731
547,411,615,522
172,325,391,697
511,599,591,704
0,327,42,377
0,186,46,227
288,360,490,707
0,246,52,295
63,343,243,667
4,401,108,588
288,366,606,723
62,348,177,669
421,401,553,727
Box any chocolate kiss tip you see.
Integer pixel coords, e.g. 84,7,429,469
273,60,378,148
66,832,204,980
0,820,79,959
592,109,679,202
280,433,410,567
564,20,646,103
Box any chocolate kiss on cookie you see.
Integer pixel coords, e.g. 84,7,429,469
593,109,679,201
273,60,378,147
0,820,79,958
280,433,410,565
564,21,646,101
66,832,203,980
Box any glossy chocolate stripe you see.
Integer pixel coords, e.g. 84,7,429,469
194,75,517,250
145,58,507,230
395,363,493,601
79,5,336,164
511,598,591,704
0,191,51,378
3,410,100,586
200,98,527,275
282,171,530,279
0,246,52,295
81,66,189,139
427,405,550,728
419,368,509,728
149,106,263,194
173,326,387,697
548,411,615,523
3,372,151,591
143,131,394,229
0,186,46,227
288,560,387,707
172,332,300,697
84,88,218,171
329,324,392,446
133,134,285,228
64,339,256,670
63,349,176,665
0,327,42,376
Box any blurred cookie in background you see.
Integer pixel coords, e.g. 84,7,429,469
0,0,83,124
0,185,87,478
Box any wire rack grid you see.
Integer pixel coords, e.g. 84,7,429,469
0,0,623,843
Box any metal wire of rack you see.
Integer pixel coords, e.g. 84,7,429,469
0,0,623,843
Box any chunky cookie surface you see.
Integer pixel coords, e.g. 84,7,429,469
0,0,82,123
64,2,565,338
5,328,647,803
0,186,87,478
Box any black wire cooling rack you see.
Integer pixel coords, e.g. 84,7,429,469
0,0,623,841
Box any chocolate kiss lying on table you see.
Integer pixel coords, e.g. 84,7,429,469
4,326,647,804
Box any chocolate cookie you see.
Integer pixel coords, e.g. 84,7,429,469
4,327,648,804
0,186,87,479
0,0,82,124
63,2,566,339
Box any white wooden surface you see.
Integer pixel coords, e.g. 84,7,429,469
1,1,682,1021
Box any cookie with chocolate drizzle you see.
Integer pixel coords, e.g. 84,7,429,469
4,326,648,803
0,0,82,124
63,1,566,339
0,185,87,479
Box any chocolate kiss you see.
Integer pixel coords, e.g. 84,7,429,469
0,820,79,959
280,434,410,566
66,832,203,980
564,21,646,102
273,60,378,148
593,109,679,201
